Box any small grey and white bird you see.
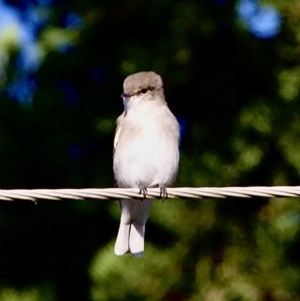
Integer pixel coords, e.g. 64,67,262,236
113,71,180,257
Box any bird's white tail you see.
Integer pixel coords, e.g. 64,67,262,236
114,222,131,256
114,199,153,257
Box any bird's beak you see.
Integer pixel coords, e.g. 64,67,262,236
121,92,131,98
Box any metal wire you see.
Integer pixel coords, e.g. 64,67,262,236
0,186,299,201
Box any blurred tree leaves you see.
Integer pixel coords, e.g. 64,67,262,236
0,0,299,300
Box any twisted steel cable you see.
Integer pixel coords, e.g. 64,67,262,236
0,186,299,201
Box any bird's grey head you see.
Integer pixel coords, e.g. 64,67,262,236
121,72,165,109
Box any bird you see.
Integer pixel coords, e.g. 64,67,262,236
113,71,180,257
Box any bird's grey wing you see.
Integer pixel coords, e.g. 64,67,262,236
113,112,125,154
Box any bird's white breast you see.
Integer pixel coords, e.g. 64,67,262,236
113,102,179,188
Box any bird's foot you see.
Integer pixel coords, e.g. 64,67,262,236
159,185,168,199
138,186,147,198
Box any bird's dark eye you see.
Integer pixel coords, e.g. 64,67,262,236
141,88,148,94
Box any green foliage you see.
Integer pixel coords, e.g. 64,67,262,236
0,0,300,300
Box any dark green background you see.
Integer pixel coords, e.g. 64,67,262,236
0,0,299,300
